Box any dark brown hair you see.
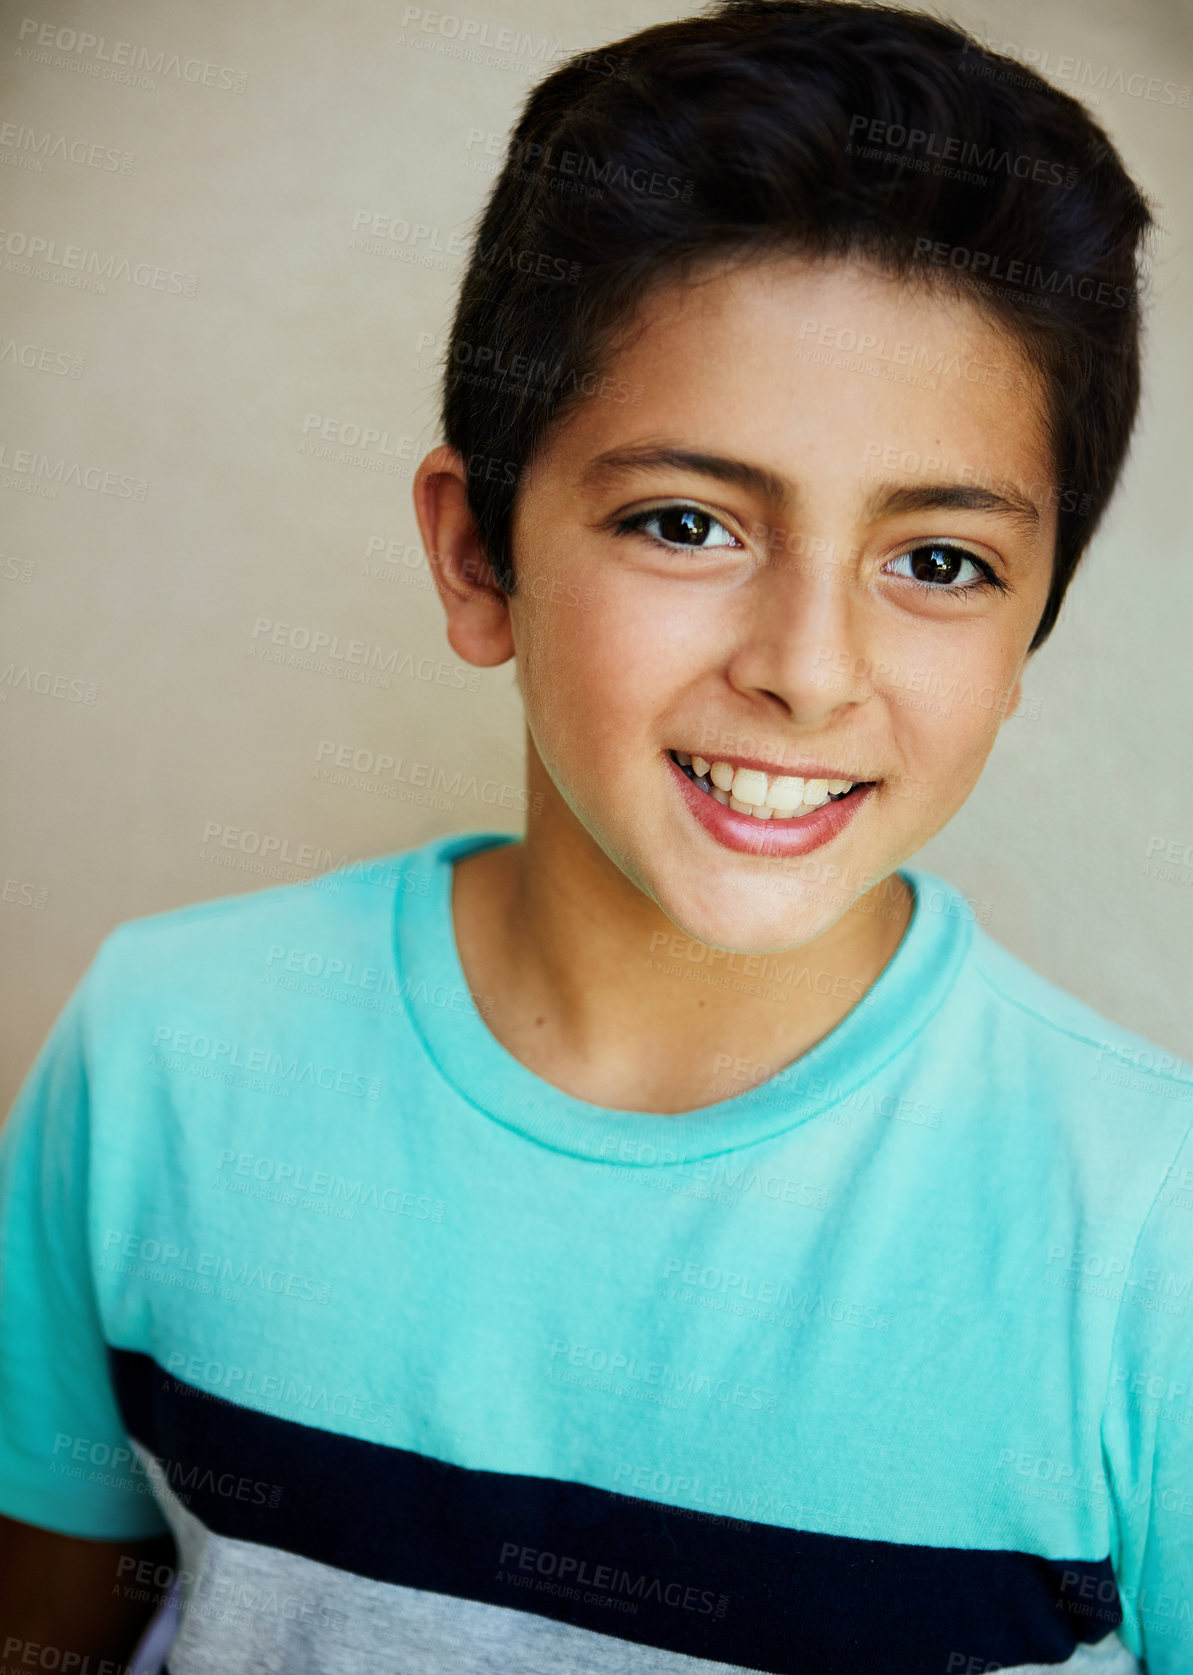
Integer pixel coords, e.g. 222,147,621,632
439,0,1154,651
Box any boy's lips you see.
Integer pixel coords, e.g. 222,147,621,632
660,760,877,864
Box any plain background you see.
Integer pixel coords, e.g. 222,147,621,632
1,0,1190,1115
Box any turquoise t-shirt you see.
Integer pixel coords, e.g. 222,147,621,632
1,829,1191,1674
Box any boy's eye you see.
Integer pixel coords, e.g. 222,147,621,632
615,503,740,549
885,543,998,593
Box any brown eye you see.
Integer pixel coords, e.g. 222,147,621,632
888,543,989,590
657,507,716,545
910,545,965,583
614,504,739,550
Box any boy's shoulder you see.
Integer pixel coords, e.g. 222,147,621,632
958,898,1192,1094
79,835,475,1014
909,870,1193,1237
75,829,516,1027
99,850,428,950
923,878,1193,1194
907,868,1193,1152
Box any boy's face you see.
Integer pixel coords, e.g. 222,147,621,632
440,255,1057,952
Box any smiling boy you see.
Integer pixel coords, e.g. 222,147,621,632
426,254,1055,1112
1,2,1191,1672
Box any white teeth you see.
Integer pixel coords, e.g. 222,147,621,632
730,792,772,819
764,775,805,810
672,751,860,821
730,768,767,806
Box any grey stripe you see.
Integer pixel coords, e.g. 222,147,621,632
132,1444,1140,1675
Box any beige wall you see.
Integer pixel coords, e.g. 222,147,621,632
2,0,1191,1112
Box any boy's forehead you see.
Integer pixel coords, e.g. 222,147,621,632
627,251,1028,371
546,253,1053,513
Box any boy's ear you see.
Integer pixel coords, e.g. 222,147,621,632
412,444,515,668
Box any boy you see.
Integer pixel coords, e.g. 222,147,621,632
1,1,1189,1670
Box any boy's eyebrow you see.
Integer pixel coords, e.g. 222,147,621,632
578,445,790,506
578,444,1041,535
868,480,1041,535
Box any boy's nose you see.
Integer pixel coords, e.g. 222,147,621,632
723,557,876,724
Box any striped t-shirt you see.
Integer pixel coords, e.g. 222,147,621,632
1,829,1192,1673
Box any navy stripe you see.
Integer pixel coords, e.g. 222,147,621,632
112,1349,1121,1674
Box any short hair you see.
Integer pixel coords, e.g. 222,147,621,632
439,0,1154,652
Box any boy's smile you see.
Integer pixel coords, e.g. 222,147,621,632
662,749,873,852
415,253,1059,1106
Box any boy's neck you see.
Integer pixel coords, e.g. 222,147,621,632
449,800,914,1118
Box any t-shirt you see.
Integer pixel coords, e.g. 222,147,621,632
1,828,1192,1675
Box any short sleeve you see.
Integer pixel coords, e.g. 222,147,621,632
1102,1116,1193,1672
0,967,169,1539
